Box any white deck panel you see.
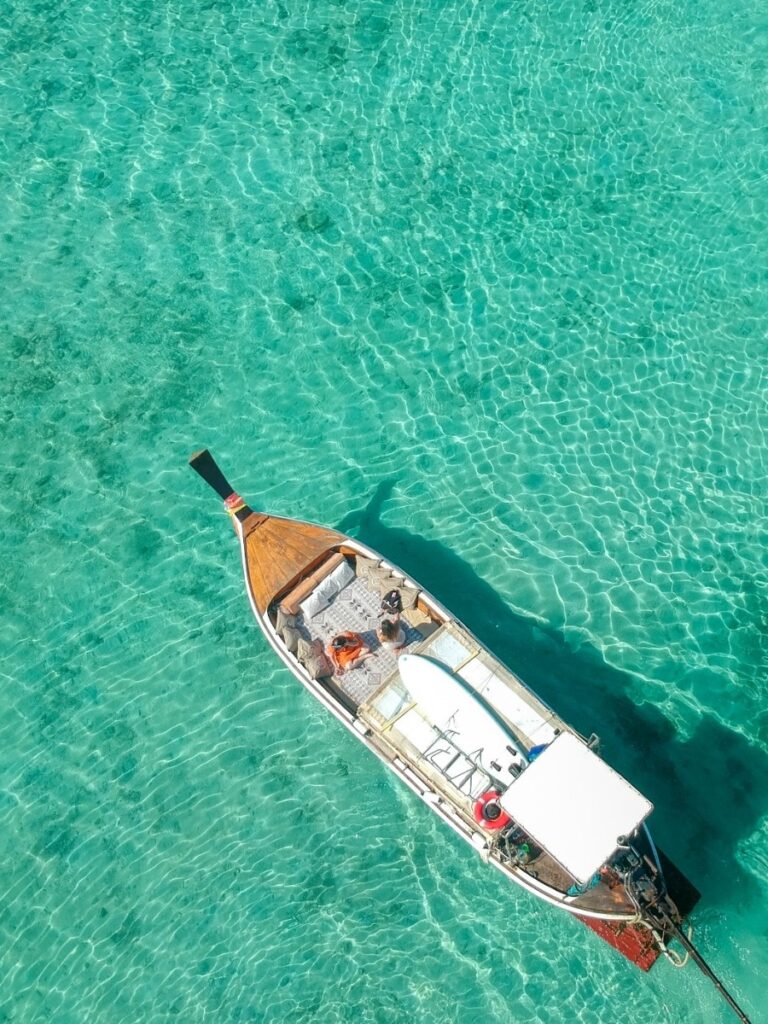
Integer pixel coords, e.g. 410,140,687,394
499,732,653,884
458,657,557,747
425,630,475,669
373,686,408,722
393,708,438,754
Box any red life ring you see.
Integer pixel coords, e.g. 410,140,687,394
473,790,510,831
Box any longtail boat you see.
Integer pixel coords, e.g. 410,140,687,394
190,449,752,1024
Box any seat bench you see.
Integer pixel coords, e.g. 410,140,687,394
278,551,345,615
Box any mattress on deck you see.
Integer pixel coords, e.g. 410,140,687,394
296,575,425,706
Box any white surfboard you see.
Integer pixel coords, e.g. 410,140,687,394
398,654,527,786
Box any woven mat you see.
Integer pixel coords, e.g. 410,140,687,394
296,576,423,706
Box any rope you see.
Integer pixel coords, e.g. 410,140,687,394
662,924,692,968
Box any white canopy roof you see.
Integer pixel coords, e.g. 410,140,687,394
499,732,653,885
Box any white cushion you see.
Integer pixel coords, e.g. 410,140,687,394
325,557,355,593
299,589,329,620
299,558,355,619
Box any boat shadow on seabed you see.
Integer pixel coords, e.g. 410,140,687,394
337,481,768,917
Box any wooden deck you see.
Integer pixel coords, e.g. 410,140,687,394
241,513,345,613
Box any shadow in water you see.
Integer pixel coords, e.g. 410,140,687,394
338,482,768,911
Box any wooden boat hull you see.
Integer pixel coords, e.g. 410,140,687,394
190,451,701,972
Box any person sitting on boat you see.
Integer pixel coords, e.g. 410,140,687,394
377,617,406,651
328,631,373,674
379,588,402,622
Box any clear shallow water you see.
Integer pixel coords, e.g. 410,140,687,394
1,0,766,1021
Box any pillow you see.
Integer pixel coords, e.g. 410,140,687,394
300,588,331,620
299,558,356,619
354,556,378,580
402,605,432,628
308,655,332,679
282,625,300,655
297,638,333,679
297,636,322,662
276,608,297,635
323,557,355,595
367,563,393,590
305,651,333,679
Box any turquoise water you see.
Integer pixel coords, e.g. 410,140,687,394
1,0,766,1020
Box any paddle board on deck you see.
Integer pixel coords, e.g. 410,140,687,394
398,654,526,786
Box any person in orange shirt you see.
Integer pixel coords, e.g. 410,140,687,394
328,631,373,674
